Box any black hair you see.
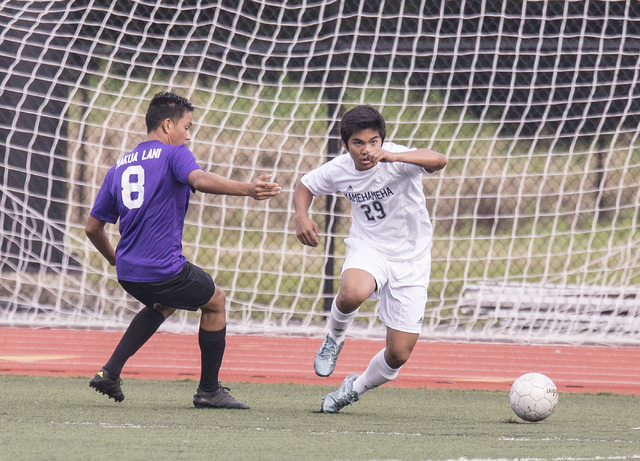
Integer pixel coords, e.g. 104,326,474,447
340,105,386,145
145,91,194,133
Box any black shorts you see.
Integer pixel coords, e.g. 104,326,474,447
118,262,216,312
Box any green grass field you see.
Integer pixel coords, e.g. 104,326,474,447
1,375,639,461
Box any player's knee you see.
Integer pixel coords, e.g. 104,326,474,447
152,303,176,319
213,286,226,305
201,287,226,315
385,348,411,369
336,289,368,311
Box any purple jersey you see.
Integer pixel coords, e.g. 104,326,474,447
90,140,202,282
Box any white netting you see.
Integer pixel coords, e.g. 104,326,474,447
2,0,640,344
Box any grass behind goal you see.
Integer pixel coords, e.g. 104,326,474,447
1,375,638,461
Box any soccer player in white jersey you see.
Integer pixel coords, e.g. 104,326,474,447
86,92,280,408
294,105,447,413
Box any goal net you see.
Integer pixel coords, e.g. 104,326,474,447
2,1,640,345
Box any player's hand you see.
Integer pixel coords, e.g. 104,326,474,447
295,216,320,247
249,174,281,200
364,147,396,166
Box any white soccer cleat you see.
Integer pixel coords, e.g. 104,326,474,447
314,334,344,377
321,374,360,413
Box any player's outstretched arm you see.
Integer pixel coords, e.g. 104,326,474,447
369,147,447,173
85,216,117,266
293,181,320,247
188,170,281,200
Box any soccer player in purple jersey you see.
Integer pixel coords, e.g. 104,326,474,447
85,92,280,408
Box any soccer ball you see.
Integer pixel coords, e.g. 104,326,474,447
509,372,558,422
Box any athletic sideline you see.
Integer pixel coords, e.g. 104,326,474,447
0,327,638,395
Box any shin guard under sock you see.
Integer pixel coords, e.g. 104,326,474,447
328,299,358,344
104,305,166,378
352,348,401,397
198,326,226,392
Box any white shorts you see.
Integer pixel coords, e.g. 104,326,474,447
341,238,430,334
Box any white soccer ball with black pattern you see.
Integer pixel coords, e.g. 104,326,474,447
509,372,558,422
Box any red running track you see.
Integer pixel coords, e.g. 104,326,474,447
0,327,638,395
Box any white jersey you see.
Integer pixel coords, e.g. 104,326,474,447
301,141,433,261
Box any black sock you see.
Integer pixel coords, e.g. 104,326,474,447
103,305,166,379
198,326,226,392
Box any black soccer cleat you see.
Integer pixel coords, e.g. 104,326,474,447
193,384,250,409
90,369,124,402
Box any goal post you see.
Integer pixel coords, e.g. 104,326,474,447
2,1,640,345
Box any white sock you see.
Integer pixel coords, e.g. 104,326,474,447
352,349,401,397
328,299,357,344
